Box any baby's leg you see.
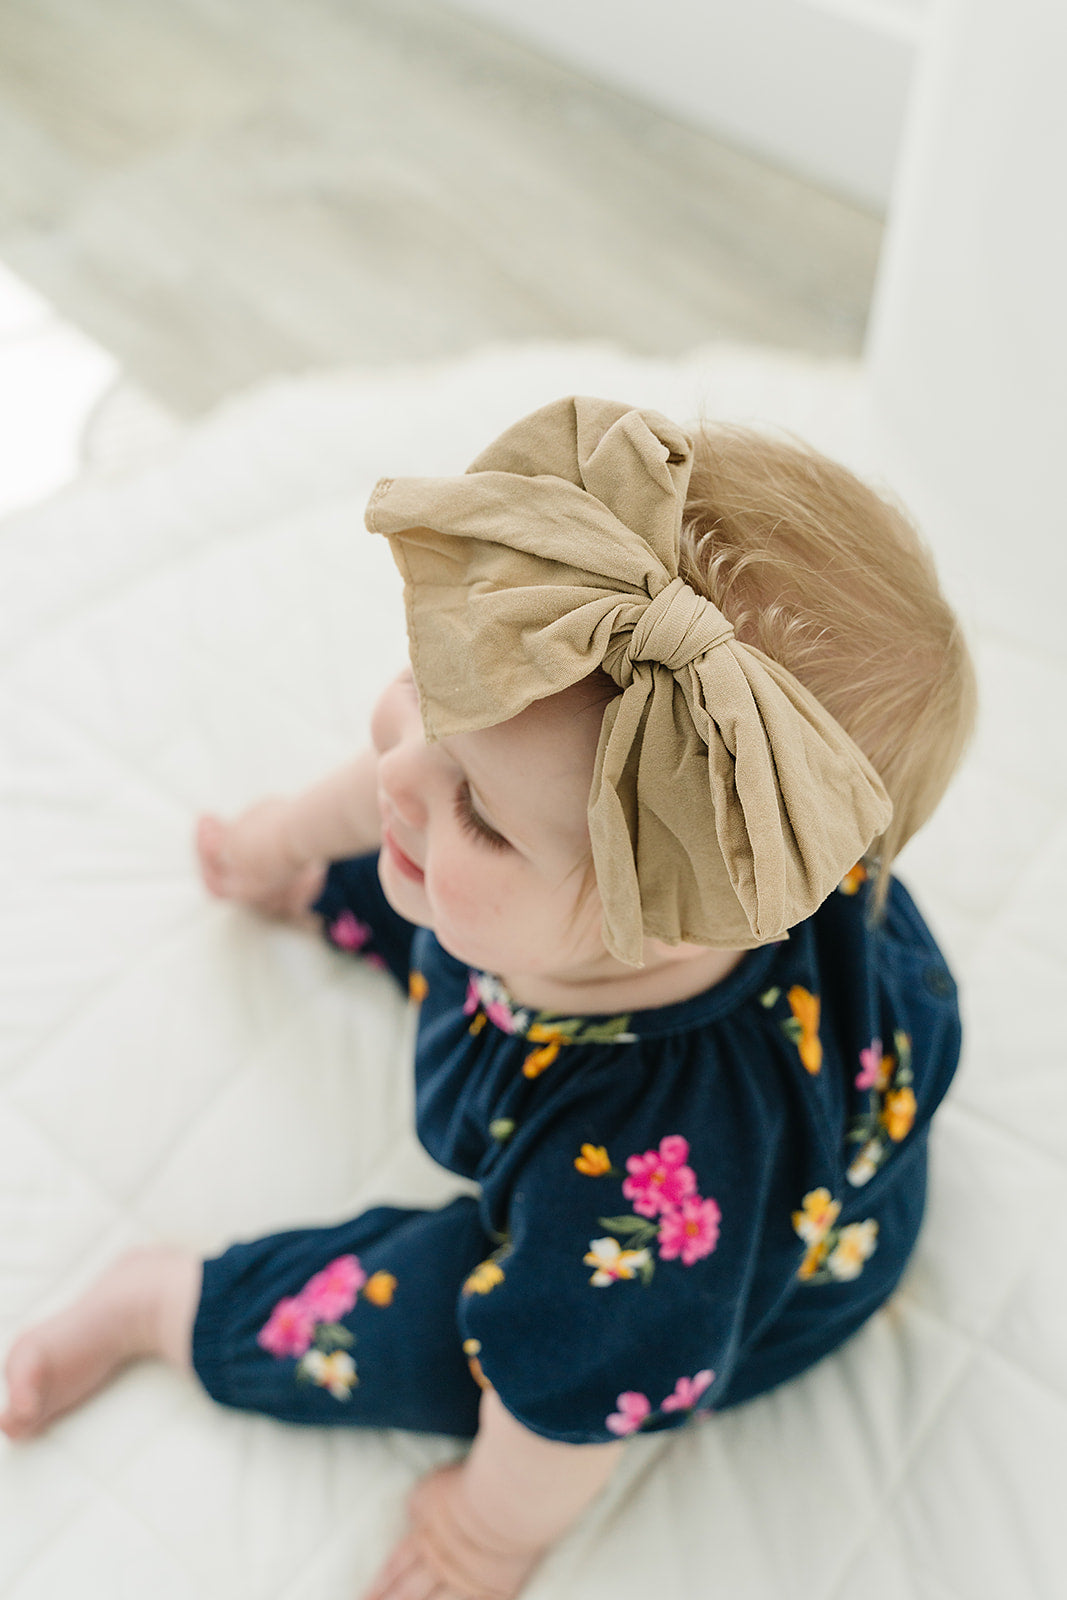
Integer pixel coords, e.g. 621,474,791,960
0,1247,200,1441
193,1201,486,1436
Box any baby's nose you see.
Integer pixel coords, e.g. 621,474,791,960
377,746,428,831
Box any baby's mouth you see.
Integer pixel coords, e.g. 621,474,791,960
382,823,425,884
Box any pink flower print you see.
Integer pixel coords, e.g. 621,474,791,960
300,1255,366,1322
257,1296,317,1359
329,911,371,952
660,1370,715,1412
657,1195,722,1265
464,973,524,1033
856,1038,883,1091
622,1135,698,1218
606,1391,652,1436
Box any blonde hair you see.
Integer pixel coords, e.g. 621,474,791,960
679,424,977,909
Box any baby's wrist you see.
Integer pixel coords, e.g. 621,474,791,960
404,1462,549,1600
448,1464,551,1560
459,1389,623,1551
273,798,319,870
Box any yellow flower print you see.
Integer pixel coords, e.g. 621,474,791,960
793,1183,878,1284
300,1348,358,1399
798,1237,832,1280
827,1220,879,1280
839,861,868,895
846,1028,914,1185
881,1086,916,1141
793,1187,842,1279
464,1260,505,1295
575,1143,612,1177
846,1139,882,1187
522,1043,559,1078
522,1024,568,1079
463,1337,492,1391
788,986,819,1036
787,986,823,1074
409,971,428,1003
792,1187,841,1245
362,1271,397,1306
583,1236,652,1287
469,1011,487,1036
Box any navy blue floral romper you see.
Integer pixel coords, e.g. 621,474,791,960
191,854,961,1444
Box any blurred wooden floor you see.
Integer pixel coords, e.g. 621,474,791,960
0,0,883,419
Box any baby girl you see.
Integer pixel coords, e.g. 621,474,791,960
2,397,975,1600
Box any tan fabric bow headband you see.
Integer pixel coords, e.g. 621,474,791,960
366,396,892,967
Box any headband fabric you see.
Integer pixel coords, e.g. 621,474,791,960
366,396,892,966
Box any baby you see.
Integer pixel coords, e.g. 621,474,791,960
1,398,975,1600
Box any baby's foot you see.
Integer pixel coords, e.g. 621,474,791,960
196,808,327,929
0,1247,198,1441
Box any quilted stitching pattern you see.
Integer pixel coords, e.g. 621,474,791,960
2,345,1065,1599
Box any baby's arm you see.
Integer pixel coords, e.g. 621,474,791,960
367,1389,624,1600
281,745,382,863
196,747,381,919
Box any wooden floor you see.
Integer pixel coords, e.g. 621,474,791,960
0,0,883,419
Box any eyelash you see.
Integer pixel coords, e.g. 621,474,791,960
454,783,510,852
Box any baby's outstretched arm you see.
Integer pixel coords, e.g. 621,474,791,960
196,747,381,921
366,1389,624,1600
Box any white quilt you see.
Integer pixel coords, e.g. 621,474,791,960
1,343,1064,1600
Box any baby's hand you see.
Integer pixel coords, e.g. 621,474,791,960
363,1462,546,1600
196,801,327,922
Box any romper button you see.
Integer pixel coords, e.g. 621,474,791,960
923,964,953,997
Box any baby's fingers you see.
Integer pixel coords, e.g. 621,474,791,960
195,814,230,895
362,1534,451,1600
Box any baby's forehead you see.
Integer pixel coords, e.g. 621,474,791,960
472,681,606,763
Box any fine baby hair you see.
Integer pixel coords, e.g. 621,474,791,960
679,423,978,906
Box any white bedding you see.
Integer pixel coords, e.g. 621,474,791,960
1,342,1064,1600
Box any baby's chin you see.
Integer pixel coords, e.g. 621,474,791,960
376,868,507,972
375,856,433,931
430,924,509,974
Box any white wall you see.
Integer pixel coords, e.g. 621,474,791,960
867,0,1067,657
445,0,928,210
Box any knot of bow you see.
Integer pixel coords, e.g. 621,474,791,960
613,576,735,681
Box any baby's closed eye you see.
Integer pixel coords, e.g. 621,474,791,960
455,783,510,851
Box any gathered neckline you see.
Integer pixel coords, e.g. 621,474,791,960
460,940,781,1044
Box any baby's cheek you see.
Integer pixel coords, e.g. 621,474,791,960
427,857,496,934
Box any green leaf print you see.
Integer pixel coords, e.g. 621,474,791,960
315,1323,355,1353
598,1214,659,1248
579,1016,637,1044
